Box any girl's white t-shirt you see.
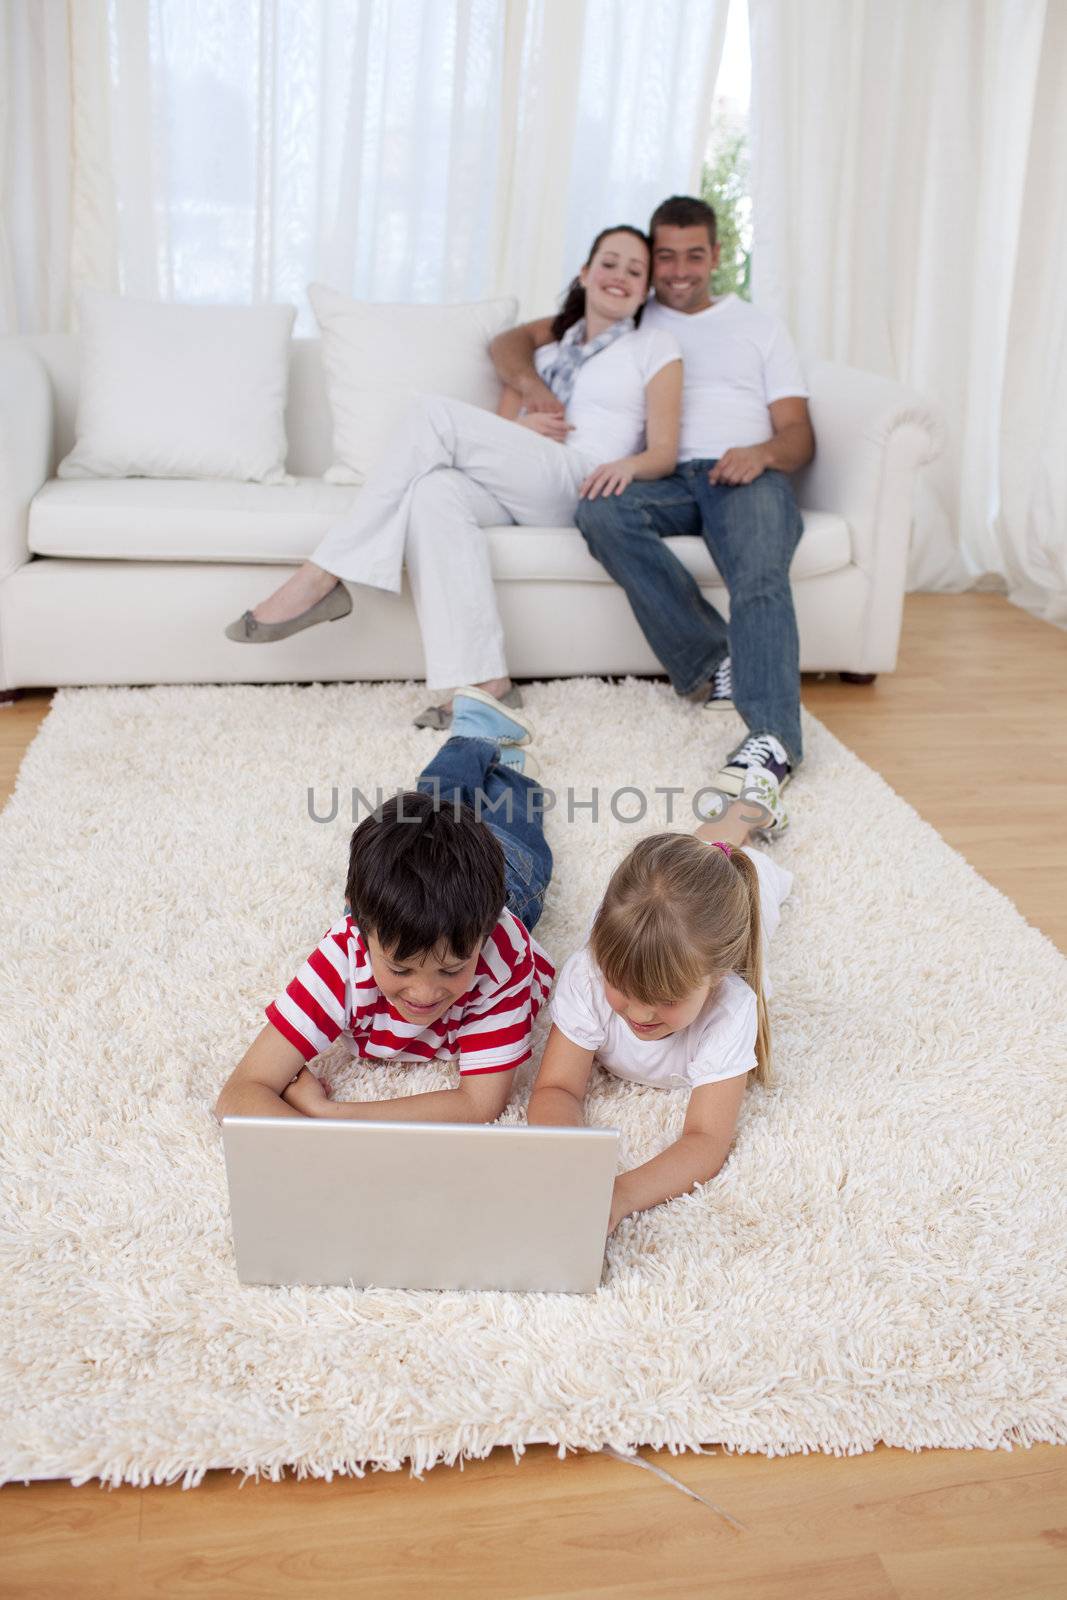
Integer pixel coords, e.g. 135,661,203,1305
533,322,681,466
549,847,793,1091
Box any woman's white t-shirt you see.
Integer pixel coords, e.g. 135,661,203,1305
549,847,793,1091
533,323,681,466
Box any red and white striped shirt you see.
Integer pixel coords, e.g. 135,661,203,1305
266,909,555,1076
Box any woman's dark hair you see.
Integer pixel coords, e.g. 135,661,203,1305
346,790,505,963
550,224,651,341
648,194,718,249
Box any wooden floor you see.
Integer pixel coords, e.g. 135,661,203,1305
1,593,1065,1599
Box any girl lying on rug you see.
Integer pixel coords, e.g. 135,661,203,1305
526,792,791,1234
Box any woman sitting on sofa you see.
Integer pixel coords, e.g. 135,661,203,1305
224,225,682,728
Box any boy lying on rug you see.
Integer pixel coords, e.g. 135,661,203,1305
215,691,555,1125
527,789,791,1235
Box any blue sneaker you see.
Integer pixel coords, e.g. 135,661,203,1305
451,687,536,747
497,746,541,780
413,683,524,730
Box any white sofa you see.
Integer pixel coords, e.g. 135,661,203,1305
0,334,942,696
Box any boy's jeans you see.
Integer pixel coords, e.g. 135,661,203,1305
575,462,804,765
416,736,553,932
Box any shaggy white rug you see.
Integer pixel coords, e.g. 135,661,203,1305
1,681,1065,1487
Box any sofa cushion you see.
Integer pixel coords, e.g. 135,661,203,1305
488,516,851,583
56,290,296,484
29,478,360,563
308,285,518,485
28,478,852,582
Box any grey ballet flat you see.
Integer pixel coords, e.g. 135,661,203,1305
413,683,524,730
224,583,352,642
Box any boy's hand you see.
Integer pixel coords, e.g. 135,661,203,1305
282,1067,331,1117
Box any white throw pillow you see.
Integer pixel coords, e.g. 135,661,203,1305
307,283,517,484
58,290,296,483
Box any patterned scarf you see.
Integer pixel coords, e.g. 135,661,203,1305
538,315,636,406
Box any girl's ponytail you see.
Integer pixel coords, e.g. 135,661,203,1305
551,277,587,342
727,849,772,1086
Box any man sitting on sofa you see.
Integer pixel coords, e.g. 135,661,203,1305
490,194,815,816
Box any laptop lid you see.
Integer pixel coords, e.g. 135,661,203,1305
222,1118,620,1293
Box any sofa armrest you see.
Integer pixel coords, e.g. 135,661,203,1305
797,358,944,672
0,341,53,581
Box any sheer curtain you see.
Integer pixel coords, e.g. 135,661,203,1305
42,0,726,333
748,0,1067,624
0,0,71,334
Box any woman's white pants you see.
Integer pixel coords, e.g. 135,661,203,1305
311,395,592,691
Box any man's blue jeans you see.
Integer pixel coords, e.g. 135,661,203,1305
575,462,804,765
416,736,553,932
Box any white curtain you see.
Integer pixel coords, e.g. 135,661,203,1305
33,0,726,335
559,0,727,299
748,0,1067,625
0,0,71,335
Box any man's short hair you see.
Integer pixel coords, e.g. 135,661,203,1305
346,791,505,962
649,195,717,249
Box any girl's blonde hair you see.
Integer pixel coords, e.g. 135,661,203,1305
590,834,772,1085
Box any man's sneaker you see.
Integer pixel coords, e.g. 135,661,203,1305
706,655,734,710
695,760,790,840
737,765,789,840
714,732,792,797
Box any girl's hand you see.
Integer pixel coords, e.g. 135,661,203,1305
282,1067,331,1116
580,459,636,500
518,412,574,443
608,1175,634,1234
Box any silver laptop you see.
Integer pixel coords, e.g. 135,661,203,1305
222,1118,620,1293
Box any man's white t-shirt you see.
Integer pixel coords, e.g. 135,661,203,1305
533,323,681,466
549,847,793,1091
641,294,808,462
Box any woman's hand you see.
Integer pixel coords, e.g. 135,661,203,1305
579,458,636,501
517,412,574,443
282,1066,331,1117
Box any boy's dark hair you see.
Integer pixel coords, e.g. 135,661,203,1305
345,790,505,963
648,195,717,249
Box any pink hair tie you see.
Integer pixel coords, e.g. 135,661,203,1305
711,841,733,858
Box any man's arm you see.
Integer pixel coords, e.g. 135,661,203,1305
762,396,816,472
708,396,816,485
497,383,523,420
489,316,561,415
